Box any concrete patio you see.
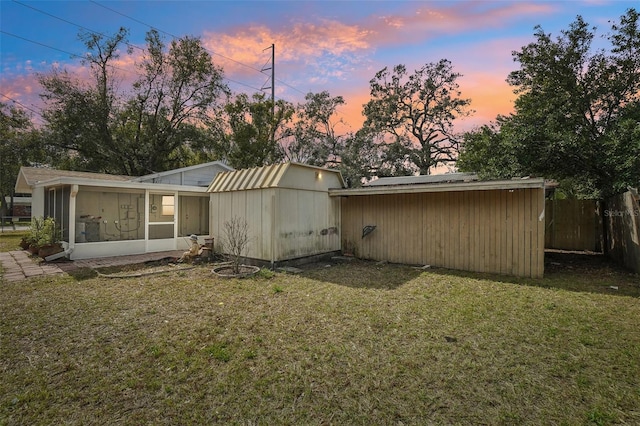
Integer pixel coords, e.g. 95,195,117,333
0,250,185,283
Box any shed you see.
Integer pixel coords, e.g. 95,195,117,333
330,176,546,278
207,162,346,265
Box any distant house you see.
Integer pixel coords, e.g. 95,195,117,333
3,195,31,219
14,162,232,260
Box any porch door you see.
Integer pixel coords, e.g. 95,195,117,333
147,193,177,252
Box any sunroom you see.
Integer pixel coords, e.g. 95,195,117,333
15,163,229,260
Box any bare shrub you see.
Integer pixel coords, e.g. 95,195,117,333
222,216,249,274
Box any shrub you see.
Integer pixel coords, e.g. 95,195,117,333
222,216,250,274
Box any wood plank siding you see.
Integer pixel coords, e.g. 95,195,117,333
606,190,640,273
339,188,545,278
544,199,603,251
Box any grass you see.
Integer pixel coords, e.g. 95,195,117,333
0,230,26,253
1,230,639,424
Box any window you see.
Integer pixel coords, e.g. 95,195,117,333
161,195,175,216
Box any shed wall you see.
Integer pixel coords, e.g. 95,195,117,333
274,188,341,260
340,188,545,278
209,188,341,262
277,164,344,191
209,189,275,261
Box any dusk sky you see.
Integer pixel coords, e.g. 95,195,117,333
1,1,637,133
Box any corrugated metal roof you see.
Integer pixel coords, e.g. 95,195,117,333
207,163,290,192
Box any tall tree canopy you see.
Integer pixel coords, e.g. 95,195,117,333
220,92,293,169
284,91,347,168
459,8,640,198
39,28,228,176
362,60,472,175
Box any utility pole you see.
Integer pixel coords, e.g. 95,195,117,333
261,44,275,147
261,43,275,125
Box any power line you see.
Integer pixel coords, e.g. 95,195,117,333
0,30,84,61
12,0,146,54
89,0,264,75
1,28,267,95
4,3,334,118
11,0,310,100
1,93,44,118
10,0,285,98
0,30,140,77
88,0,309,97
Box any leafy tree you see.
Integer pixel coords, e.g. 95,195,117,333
362,60,472,175
0,103,45,217
338,129,385,187
284,91,347,167
122,29,228,174
221,92,293,169
39,27,130,173
457,117,525,180
460,8,640,198
38,28,228,176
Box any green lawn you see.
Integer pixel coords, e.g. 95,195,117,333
1,231,639,425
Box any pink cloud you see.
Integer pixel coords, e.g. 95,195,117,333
364,2,556,45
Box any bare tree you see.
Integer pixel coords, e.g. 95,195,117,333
363,60,472,175
222,216,250,274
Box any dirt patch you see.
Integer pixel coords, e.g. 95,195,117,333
545,250,621,274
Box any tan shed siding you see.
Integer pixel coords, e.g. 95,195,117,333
210,189,274,261
275,188,341,260
277,164,344,192
341,188,545,278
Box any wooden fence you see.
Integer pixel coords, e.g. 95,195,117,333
545,199,603,252
606,190,640,273
340,188,545,278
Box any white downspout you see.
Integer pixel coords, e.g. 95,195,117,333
64,184,79,259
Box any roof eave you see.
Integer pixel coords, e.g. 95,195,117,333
329,178,546,197
32,177,208,192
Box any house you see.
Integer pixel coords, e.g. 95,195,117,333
15,162,549,278
3,195,31,219
14,162,233,260
207,162,345,267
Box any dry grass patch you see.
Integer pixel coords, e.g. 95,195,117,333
1,252,639,424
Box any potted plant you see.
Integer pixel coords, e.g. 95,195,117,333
37,217,64,258
26,216,46,254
